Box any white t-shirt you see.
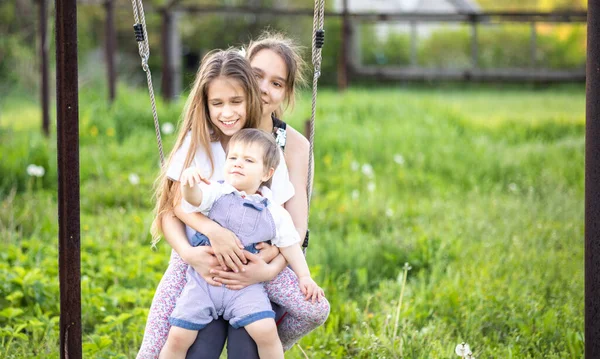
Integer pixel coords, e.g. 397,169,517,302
182,182,300,248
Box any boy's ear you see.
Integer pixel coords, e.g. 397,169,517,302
262,167,275,183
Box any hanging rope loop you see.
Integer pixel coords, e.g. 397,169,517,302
130,0,165,166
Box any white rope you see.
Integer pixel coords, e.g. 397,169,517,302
131,0,165,166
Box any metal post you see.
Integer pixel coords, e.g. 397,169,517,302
586,1,600,357
56,0,82,357
39,0,50,136
104,0,117,103
470,15,478,69
530,21,537,68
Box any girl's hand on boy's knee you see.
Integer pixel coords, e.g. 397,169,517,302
180,167,210,188
299,276,325,303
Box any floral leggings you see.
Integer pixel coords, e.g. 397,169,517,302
136,250,330,359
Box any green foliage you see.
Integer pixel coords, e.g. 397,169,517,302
0,84,584,358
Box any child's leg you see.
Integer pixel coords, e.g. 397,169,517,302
159,326,198,359
265,267,330,350
244,318,283,359
137,250,188,359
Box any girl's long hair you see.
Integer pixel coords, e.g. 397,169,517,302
246,31,306,118
151,49,262,245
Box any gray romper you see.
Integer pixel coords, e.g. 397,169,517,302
169,192,278,330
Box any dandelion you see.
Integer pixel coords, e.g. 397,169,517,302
26,164,45,177
351,161,359,172
394,154,405,165
508,183,518,193
455,342,473,358
386,208,394,217
128,173,140,185
361,163,374,178
90,125,99,137
161,122,175,135
367,182,376,192
106,128,115,137
351,190,360,200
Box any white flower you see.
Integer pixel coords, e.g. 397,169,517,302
385,208,394,217
367,182,376,192
508,183,518,193
361,163,374,178
394,154,405,165
161,122,175,135
455,343,471,357
128,173,140,185
351,190,360,200
351,161,359,172
26,164,45,177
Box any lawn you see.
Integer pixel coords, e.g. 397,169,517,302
0,84,584,358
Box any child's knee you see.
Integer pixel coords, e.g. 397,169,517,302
165,327,197,352
246,319,279,346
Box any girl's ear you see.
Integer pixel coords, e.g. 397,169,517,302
262,167,275,183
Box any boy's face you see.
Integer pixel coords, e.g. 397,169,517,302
224,141,274,194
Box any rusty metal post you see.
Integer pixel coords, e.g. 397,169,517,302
161,9,181,101
587,2,600,357
105,0,117,103
40,0,50,136
56,0,82,357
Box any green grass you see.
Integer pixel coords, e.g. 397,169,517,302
0,84,584,358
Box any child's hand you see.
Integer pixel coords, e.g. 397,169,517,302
298,276,325,303
180,167,210,188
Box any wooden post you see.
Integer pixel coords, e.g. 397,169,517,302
161,9,181,101
586,1,600,356
55,0,82,357
104,0,117,103
530,21,537,68
410,20,417,67
338,0,349,90
470,15,478,69
39,0,50,137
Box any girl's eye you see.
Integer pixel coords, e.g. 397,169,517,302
245,159,254,163
211,102,222,106
273,82,282,88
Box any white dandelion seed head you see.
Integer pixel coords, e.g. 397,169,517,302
455,343,471,357
386,208,394,217
128,173,140,185
161,122,175,135
362,163,374,178
351,161,359,172
26,164,45,177
508,183,518,192
367,182,376,192
394,154,405,165
351,190,360,200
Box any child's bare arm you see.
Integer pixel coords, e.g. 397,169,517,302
279,244,310,278
180,167,206,207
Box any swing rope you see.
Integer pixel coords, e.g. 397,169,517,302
303,0,325,251
131,0,165,166
308,0,325,210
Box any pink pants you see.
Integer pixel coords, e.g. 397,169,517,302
136,250,330,359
